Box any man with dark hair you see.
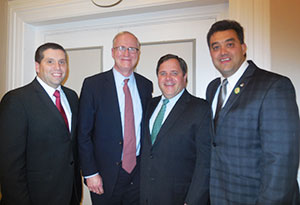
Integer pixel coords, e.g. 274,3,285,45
140,54,211,205
0,42,82,204
78,31,153,204
206,20,300,204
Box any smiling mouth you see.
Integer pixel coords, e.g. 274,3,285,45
164,82,175,86
52,73,63,77
220,57,230,63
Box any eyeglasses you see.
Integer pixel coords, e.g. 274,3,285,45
113,46,139,54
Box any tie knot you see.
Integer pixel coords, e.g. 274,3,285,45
222,78,228,86
124,79,129,84
53,90,60,98
162,99,169,105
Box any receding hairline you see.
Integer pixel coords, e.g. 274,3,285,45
112,31,140,48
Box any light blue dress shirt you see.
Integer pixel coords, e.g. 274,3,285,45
113,68,143,157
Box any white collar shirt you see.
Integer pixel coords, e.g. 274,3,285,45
113,68,143,156
36,76,72,131
212,60,249,117
149,88,185,133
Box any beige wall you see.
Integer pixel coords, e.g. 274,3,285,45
0,0,8,99
1,0,299,105
270,0,300,105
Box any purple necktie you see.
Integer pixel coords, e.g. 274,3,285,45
122,79,136,173
53,90,69,130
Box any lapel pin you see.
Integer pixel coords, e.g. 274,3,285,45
240,83,244,87
234,87,240,94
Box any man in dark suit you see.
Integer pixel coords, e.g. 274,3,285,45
206,20,300,204
0,43,82,205
77,31,153,204
140,54,211,205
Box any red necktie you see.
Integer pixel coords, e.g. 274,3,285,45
122,79,136,173
53,90,69,130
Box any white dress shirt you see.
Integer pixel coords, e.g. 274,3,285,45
36,76,72,131
212,60,249,117
149,89,185,133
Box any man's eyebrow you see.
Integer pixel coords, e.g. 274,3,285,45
225,38,235,42
211,38,236,47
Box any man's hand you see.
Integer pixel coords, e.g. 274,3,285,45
86,174,104,195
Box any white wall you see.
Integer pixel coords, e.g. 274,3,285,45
0,0,8,99
2,0,299,202
39,7,224,204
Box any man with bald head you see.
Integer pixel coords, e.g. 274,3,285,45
78,31,153,204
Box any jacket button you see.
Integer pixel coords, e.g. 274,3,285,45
116,162,120,166
70,161,74,165
150,155,153,159
212,142,217,147
119,141,123,145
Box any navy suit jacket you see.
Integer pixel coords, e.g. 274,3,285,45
140,90,212,205
0,79,82,205
206,60,300,204
77,69,153,198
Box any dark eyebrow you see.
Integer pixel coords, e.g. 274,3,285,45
211,38,236,47
211,42,219,47
225,38,236,43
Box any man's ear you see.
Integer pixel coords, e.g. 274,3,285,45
242,43,247,56
35,62,40,74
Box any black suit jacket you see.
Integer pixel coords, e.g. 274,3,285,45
140,90,212,205
77,69,153,198
0,79,82,205
206,60,300,204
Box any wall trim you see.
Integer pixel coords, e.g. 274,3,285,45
6,1,228,90
6,0,271,90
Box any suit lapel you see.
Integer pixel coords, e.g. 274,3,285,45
145,97,160,145
153,90,190,146
32,79,69,133
134,73,147,111
62,86,76,138
32,79,75,139
105,69,123,139
207,78,221,105
217,62,256,128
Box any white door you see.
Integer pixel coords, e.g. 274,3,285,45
41,6,222,205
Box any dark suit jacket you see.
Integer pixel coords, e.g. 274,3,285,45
206,60,300,204
140,90,212,205
0,79,82,205
77,69,153,198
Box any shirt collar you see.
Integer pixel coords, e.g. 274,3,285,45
113,67,135,86
222,60,249,88
161,88,185,104
36,76,62,96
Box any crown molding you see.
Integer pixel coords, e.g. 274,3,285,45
8,0,227,25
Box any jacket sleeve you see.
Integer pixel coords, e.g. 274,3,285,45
257,77,299,204
185,103,212,205
0,92,31,204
